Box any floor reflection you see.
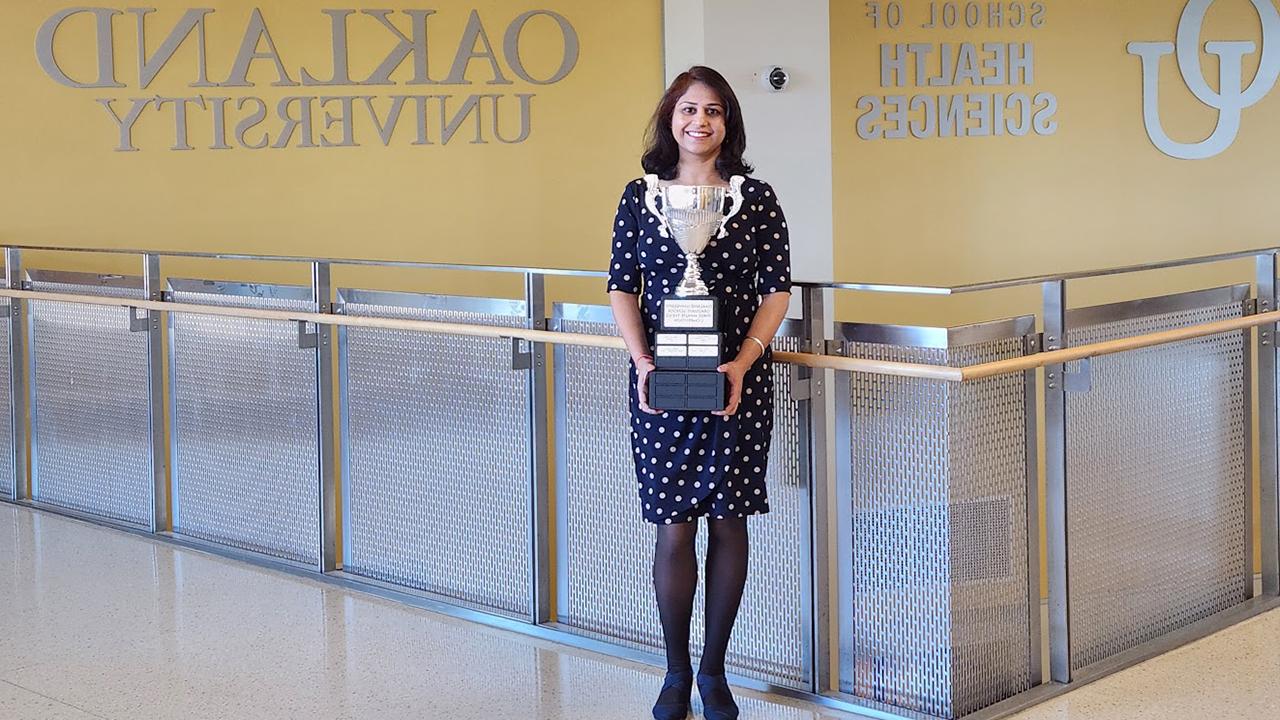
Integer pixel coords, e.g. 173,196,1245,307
8,502,1274,720
0,505,859,719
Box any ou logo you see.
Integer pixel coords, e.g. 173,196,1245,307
1129,0,1280,160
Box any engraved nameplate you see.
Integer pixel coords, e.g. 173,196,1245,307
662,299,716,329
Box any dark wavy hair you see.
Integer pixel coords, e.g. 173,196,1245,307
641,66,753,181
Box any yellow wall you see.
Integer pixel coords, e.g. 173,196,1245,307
0,0,662,580
831,0,1279,325
832,0,1277,586
0,1,662,299
2,1,1270,586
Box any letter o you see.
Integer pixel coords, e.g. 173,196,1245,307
1176,0,1280,109
886,2,903,28
942,2,958,27
504,10,580,85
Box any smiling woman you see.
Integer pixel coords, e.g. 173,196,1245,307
606,65,792,720
640,67,753,182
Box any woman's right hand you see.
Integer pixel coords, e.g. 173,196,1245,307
635,356,662,415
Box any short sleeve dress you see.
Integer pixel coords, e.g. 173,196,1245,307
607,175,792,525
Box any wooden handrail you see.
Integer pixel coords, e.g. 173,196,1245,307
1,287,1267,384
960,308,1280,381
0,288,963,382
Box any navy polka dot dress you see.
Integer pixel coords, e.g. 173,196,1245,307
607,176,792,525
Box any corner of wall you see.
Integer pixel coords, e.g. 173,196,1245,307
662,0,706,84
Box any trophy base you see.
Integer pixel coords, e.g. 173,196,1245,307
648,370,726,412
654,332,722,370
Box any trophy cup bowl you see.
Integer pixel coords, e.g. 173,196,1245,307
659,185,729,297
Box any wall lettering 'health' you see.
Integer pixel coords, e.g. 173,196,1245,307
856,42,1057,139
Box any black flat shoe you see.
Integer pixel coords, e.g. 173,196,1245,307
696,672,740,720
652,669,693,720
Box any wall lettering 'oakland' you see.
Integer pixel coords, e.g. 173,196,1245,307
35,7,580,152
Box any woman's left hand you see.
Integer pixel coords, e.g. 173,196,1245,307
713,360,749,417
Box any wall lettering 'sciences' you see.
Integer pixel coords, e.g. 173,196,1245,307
35,7,580,152
1129,0,1280,160
854,1,1058,141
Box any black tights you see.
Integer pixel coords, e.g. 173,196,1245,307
652,517,750,676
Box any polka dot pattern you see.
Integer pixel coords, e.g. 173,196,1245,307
607,177,793,524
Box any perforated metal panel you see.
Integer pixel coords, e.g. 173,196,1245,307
554,305,807,688
168,280,320,565
836,326,1033,719
1065,290,1249,673
339,290,532,616
745,332,806,684
28,272,151,526
0,304,12,500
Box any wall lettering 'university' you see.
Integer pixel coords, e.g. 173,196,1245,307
35,7,580,151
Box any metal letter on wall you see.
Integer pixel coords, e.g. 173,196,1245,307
1129,0,1280,159
167,279,321,565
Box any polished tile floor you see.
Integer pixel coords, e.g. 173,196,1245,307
1006,608,1280,720
1,503,1278,720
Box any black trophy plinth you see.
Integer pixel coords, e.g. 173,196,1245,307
647,294,726,412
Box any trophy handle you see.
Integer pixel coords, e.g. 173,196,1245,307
717,175,745,239
643,174,669,238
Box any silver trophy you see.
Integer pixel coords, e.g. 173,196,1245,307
641,174,744,411
644,175,745,297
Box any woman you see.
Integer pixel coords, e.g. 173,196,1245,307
607,66,792,720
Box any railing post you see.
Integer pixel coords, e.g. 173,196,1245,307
1257,253,1278,596
143,253,169,533
312,261,338,573
804,285,834,694
526,272,552,624
4,248,27,501
1042,280,1071,682
1023,332,1044,685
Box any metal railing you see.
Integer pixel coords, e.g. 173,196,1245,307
1,243,1277,720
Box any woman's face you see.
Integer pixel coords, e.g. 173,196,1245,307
670,81,726,160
